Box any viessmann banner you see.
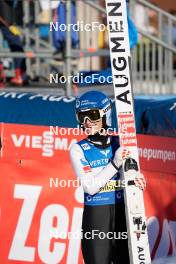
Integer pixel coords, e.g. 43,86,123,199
1,123,176,174
0,123,176,263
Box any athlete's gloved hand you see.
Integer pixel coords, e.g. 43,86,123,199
112,147,130,169
134,173,146,190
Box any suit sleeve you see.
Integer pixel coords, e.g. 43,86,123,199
70,143,118,195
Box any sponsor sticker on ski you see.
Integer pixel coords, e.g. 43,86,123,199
118,113,137,147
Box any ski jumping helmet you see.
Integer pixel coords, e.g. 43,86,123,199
75,91,112,128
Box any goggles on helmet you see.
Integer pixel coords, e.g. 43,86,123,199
76,109,103,124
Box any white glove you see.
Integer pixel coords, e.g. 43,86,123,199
112,147,130,169
134,173,146,190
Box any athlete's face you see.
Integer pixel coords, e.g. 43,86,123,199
84,118,103,135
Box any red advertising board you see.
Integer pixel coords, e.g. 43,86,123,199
0,159,84,264
0,123,176,263
137,135,176,174
1,123,176,175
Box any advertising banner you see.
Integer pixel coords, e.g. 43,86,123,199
0,123,176,263
1,123,176,174
0,159,84,264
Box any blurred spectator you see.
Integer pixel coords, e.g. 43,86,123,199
52,0,79,51
0,61,5,88
162,10,176,46
0,0,27,86
169,10,176,46
133,3,149,35
148,9,158,36
134,4,159,37
38,0,60,24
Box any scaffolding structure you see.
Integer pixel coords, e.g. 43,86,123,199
0,0,176,95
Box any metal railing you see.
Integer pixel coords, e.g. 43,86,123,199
131,0,176,94
84,0,176,94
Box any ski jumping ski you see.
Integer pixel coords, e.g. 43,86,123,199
105,1,151,263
